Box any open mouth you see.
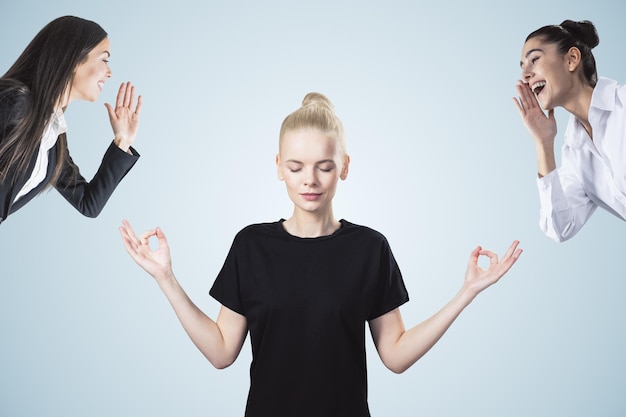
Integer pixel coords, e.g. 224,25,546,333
531,81,546,95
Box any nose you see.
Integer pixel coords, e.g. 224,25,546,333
521,64,532,82
106,64,112,78
303,168,318,187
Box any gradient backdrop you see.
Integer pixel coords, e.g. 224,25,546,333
1,1,625,416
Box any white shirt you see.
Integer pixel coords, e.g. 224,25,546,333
537,77,626,242
13,108,67,202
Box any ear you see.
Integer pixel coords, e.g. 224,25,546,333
276,154,284,181
340,154,350,180
566,46,582,73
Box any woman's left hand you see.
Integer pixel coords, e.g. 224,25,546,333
463,240,523,298
105,81,142,152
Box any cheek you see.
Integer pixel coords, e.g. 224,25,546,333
283,174,299,189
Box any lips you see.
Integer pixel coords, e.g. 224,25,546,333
97,81,104,91
531,81,546,95
301,193,321,201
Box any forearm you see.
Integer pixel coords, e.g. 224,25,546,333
386,289,475,373
535,141,557,178
56,142,139,217
157,273,237,369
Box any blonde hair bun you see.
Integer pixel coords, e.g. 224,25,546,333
301,92,335,113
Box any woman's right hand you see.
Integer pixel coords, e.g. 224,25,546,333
512,80,557,147
513,80,558,176
119,219,173,284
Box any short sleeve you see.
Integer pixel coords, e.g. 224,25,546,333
209,235,245,315
366,238,409,320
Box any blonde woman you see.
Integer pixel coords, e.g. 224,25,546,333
120,93,522,417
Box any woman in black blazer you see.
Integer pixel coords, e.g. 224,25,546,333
0,16,142,224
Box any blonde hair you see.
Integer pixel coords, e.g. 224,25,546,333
279,92,346,156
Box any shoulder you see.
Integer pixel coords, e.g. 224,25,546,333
0,79,30,127
0,79,30,113
593,77,626,105
338,219,390,245
233,221,283,240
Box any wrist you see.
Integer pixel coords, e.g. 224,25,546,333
114,136,132,152
456,285,477,307
155,269,176,288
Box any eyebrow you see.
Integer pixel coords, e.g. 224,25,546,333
285,159,336,165
519,48,543,68
102,50,111,57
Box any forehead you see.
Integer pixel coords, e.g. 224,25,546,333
520,37,556,64
90,37,111,56
280,128,339,159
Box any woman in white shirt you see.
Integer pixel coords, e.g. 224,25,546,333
513,19,626,242
0,16,142,225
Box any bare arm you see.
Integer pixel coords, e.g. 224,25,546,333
119,220,247,369
369,241,523,374
512,80,557,177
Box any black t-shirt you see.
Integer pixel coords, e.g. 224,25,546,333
210,219,409,417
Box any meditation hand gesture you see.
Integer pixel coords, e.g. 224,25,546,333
119,219,173,284
463,240,523,298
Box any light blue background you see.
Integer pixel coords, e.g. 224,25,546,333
1,1,625,416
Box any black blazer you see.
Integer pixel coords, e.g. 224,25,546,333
0,87,140,224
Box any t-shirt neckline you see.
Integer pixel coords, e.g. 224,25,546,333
277,218,346,240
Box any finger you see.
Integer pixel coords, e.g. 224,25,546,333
501,240,520,261
123,82,133,108
139,229,156,246
128,85,136,109
121,219,140,242
514,85,531,111
104,102,115,118
517,82,537,106
155,226,168,245
116,82,126,107
467,246,481,266
119,226,141,255
497,248,523,275
478,249,499,265
134,95,143,115
512,97,525,115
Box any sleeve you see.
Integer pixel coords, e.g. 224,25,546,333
536,157,596,242
366,237,409,321
54,140,140,218
209,235,245,315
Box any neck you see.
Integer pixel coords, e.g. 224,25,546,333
283,207,340,238
563,83,595,138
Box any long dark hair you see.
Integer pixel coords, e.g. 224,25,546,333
526,19,599,87
0,16,107,187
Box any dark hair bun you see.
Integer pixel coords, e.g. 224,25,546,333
561,20,599,49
